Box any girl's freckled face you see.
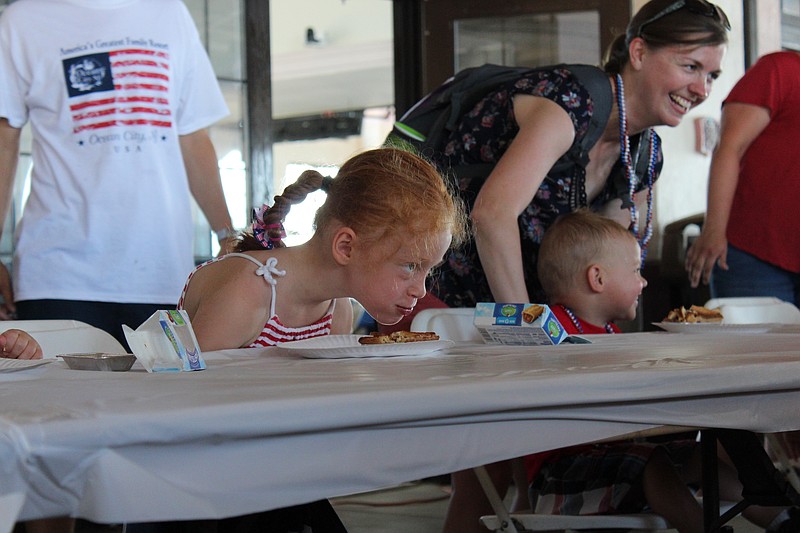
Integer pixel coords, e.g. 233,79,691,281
355,232,451,325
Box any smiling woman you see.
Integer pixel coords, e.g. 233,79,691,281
396,1,732,531
415,0,730,321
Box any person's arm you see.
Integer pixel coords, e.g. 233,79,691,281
0,119,20,319
0,328,42,359
685,102,771,287
179,129,236,254
470,95,575,303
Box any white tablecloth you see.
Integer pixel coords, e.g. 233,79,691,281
1,331,800,529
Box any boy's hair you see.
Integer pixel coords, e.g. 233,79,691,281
236,147,467,255
537,210,636,301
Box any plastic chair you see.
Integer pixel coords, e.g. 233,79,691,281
479,489,738,533
704,296,800,325
1,319,126,358
409,307,483,342
476,459,677,532
479,504,670,532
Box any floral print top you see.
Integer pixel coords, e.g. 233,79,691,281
429,65,663,307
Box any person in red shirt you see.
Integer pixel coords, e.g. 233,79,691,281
687,51,800,303
685,50,800,471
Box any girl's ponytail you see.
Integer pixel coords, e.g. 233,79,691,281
235,170,328,252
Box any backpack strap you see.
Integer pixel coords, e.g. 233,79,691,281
553,64,613,172
620,127,656,209
633,128,654,180
569,67,654,203
420,65,532,153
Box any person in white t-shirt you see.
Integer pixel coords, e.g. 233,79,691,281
0,0,235,349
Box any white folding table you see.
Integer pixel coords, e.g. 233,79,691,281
1,331,799,532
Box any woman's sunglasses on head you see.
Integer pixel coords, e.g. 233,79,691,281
635,0,731,37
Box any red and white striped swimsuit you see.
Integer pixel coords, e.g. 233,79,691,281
177,253,335,347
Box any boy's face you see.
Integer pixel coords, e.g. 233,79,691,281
602,236,648,322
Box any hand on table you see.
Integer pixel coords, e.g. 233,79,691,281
0,328,43,359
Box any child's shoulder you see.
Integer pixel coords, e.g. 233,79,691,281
212,251,274,270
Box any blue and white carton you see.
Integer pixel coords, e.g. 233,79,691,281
123,309,206,372
473,302,568,346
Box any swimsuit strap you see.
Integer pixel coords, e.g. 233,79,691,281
223,253,286,317
223,253,336,326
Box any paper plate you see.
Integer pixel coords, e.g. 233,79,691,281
276,335,454,359
652,322,774,334
0,358,53,372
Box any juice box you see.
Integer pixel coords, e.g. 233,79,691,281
473,302,567,346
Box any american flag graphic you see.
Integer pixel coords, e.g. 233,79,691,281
62,49,172,134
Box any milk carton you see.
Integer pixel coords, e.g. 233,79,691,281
123,309,206,372
473,302,568,346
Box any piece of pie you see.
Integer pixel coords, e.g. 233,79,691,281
358,331,440,345
663,305,723,323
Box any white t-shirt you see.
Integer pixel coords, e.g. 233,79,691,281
0,0,229,304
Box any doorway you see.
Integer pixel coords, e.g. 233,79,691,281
394,0,630,112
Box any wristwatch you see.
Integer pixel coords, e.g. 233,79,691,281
215,227,236,241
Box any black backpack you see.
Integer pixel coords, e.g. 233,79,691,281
387,63,615,178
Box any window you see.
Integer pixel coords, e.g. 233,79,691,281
782,0,800,50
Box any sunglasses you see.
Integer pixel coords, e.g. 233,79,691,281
635,0,731,37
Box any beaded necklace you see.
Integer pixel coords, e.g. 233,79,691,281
560,305,616,334
615,74,659,264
